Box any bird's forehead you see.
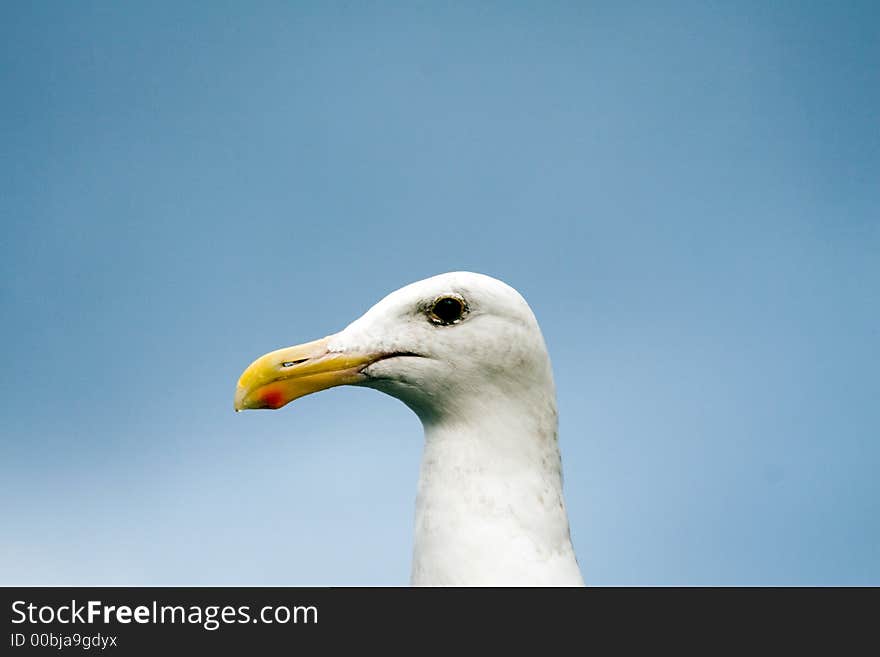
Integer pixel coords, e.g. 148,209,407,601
380,272,526,312
331,272,535,349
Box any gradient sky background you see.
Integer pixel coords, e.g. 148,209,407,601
1,2,878,585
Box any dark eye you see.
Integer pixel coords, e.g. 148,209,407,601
428,296,467,325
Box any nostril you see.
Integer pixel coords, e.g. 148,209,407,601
281,358,309,368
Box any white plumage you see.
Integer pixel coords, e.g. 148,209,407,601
236,271,583,586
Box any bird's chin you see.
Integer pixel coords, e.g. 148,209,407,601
359,355,445,421
359,352,431,390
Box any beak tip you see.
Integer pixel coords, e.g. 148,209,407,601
233,335,366,415
233,387,249,412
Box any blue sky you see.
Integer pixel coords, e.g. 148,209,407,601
1,2,877,585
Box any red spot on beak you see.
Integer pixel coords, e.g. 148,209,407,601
260,388,285,409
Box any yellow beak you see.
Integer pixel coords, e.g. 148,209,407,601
234,336,381,411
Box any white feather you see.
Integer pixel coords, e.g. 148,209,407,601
329,272,583,586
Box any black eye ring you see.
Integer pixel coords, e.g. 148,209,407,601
428,295,467,325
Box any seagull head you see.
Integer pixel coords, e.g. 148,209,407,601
234,271,555,423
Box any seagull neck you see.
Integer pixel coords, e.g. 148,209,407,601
421,404,564,488
411,399,581,585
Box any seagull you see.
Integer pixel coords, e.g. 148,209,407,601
234,272,584,586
